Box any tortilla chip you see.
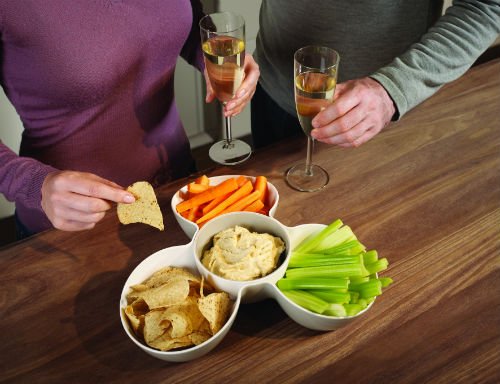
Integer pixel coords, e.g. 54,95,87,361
148,335,194,352
190,331,212,345
117,181,164,230
129,278,190,309
124,298,149,332
197,292,232,334
142,266,200,289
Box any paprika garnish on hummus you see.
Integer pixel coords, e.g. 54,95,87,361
201,226,286,281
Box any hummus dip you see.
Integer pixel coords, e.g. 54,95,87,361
201,226,286,281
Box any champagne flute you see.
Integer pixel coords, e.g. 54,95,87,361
199,12,251,165
286,46,340,192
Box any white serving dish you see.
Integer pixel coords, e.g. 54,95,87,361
120,212,374,362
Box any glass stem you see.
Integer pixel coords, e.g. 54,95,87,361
305,136,313,176
224,108,232,144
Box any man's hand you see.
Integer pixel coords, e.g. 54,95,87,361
311,77,396,147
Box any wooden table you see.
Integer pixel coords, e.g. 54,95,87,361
1,59,499,384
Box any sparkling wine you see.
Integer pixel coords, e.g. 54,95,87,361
295,71,337,136
202,36,245,103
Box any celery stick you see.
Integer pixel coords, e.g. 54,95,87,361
357,298,368,309
286,264,365,279
310,290,350,304
322,303,347,317
348,291,359,303
349,276,370,284
281,290,329,314
365,296,376,304
289,253,360,268
322,240,366,255
314,225,357,252
379,277,394,288
362,250,378,264
277,277,349,291
344,304,364,316
294,219,343,253
365,258,389,275
357,280,382,299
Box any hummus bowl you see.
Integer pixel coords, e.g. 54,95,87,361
120,212,374,362
171,175,279,239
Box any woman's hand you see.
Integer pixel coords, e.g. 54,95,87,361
311,77,396,147
204,53,260,117
41,171,135,231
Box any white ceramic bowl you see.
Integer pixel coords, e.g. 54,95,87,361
193,212,291,303
120,213,375,362
171,175,279,239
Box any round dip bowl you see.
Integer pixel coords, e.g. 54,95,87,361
171,175,279,239
119,243,242,363
193,211,292,303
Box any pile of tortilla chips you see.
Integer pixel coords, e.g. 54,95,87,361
124,266,232,351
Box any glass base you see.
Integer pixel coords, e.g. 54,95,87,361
285,163,329,192
209,139,252,165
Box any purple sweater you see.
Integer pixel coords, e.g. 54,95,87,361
0,1,204,233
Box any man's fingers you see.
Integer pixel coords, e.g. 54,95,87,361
312,91,359,129
315,118,372,146
337,127,379,148
312,103,365,140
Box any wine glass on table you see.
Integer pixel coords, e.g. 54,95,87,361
199,12,251,165
286,46,340,192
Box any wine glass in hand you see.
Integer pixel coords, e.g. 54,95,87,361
200,12,251,165
286,46,340,192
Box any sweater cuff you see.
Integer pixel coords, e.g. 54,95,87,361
21,159,58,212
369,72,408,121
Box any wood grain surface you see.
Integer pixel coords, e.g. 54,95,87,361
1,59,499,384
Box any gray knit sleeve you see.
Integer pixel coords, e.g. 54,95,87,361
370,0,500,119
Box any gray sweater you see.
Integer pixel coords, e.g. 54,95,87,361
255,0,500,119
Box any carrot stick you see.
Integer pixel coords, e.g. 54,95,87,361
254,176,268,202
243,199,264,213
202,192,231,215
235,175,248,187
196,180,253,224
219,190,261,215
187,206,199,222
259,206,270,216
188,182,210,194
195,175,209,186
176,178,238,213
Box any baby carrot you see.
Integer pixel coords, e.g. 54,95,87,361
220,191,261,215
195,174,210,186
188,182,209,195
202,192,231,215
254,176,268,202
243,198,264,213
236,175,249,187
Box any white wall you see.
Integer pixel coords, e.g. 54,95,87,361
0,89,23,219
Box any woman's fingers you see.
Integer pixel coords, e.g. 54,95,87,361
225,54,260,116
41,170,135,231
